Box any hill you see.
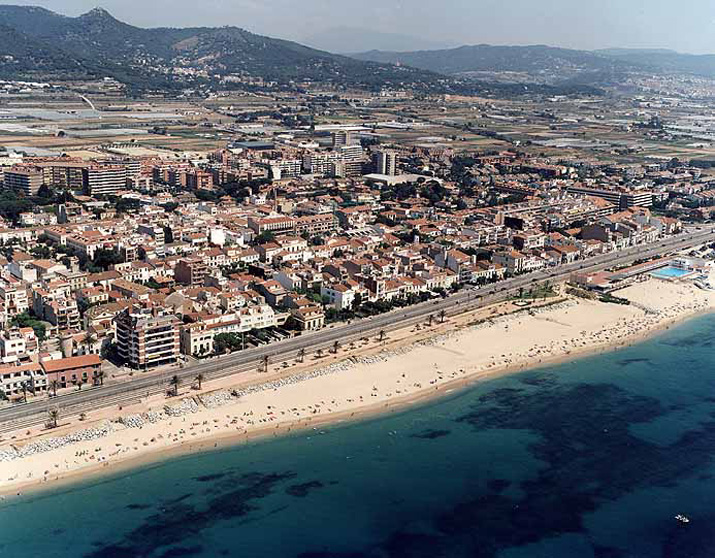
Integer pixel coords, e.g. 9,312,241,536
0,5,443,91
302,27,454,54
597,48,715,79
352,44,636,85
354,43,715,86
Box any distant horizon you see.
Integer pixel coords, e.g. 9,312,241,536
3,0,715,56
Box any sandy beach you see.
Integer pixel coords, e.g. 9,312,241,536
2,276,714,498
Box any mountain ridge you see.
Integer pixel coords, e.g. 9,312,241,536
352,43,715,84
0,4,444,92
303,26,455,54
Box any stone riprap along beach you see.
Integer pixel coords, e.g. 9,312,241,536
1,273,713,497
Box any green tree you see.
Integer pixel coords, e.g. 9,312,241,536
169,375,181,397
47,408,60,429
214,332,243,354
20,381,29,403
256,231,276,244
88,248,124,272
11,312,46,342
94,369,105,387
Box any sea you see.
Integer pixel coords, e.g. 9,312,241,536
3,314,715,558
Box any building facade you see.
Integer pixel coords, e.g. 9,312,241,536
115,306,180,369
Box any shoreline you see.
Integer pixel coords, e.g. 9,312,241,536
2,278,714,500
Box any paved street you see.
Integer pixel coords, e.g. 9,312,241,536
1,228,712,432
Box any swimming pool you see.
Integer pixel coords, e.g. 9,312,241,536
651,266,693,279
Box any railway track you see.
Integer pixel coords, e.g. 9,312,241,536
1,229,712,435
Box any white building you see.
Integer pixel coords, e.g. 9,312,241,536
320,282,357,311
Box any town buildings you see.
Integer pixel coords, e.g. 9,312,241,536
0,119,694,399
115,305,180,369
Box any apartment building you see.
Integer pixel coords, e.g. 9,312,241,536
295,213,339,236
248,216,297,235
269,159,302,179
33,293,81,332
4,166,44,196
566,185,655,210
40,160,88,189
302,151,341,176
320,281,358,310
0,328,29,364
115,306,180,369
0,280,29,317
339,145,365,177
84,164,128,196
0,362,47,398
179,304,277,356
372,150,398,176
175,258,209,287
332,130,357,148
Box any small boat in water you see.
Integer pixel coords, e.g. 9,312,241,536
675,514,690,524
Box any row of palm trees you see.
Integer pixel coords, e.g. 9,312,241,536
292,329,392,365
164,323,431,397
41,322,418,426
44,370,106,400
167,373,205,397
428,310,448,326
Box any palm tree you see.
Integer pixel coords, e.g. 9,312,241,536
50,379,59,397
316,348,324,358
47,408,60,429
195,373,204,391
439,309,446,324
20,381,29,403
75,377,85,391
261,355,269,373
428,314,434,326
94,369,105,387
297,348,306,363
81,331,97,353
332,340,340,354
378,330,386,342
169,375,181,397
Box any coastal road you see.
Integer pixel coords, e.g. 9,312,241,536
1,228,714,432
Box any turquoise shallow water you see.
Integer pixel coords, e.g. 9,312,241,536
3,314,715,557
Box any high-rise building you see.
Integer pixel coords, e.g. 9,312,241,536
4,166,44,196
339,145,365,177
372,150,398,176
83,165,128,196
115,306,180,369
332,130,357,148
40,161,88,190
302,151,341,176
270,159,302,179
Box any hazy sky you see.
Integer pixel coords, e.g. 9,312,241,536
8,0,715,53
